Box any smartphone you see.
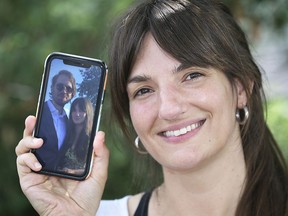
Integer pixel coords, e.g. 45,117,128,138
32,52,107,180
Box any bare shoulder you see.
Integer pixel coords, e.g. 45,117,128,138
127,192,144,215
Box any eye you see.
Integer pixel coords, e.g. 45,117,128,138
185,72,203,81
134,87,153,97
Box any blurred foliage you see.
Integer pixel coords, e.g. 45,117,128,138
0,0,287,215
266,99,288,159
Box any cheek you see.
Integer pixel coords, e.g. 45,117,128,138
197,81,235,112
71,114,77,121
82,115,87,122
191,83,236,136
200,85,237,140
129,101,157,134
130,103,147,126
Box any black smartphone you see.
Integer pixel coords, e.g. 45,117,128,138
32,52,107,180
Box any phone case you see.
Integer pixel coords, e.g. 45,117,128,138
32,52,107,180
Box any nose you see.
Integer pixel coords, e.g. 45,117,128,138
158,87,187,120
62,87,69,94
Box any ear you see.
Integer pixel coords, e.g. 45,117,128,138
235,79,253,108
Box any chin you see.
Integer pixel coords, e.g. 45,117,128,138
162,154,205,172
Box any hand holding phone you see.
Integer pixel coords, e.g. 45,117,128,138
32,52,107,180
16,116,109,215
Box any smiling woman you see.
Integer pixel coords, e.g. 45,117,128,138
15,0,288,216
109,0,288,215
127,34,243,175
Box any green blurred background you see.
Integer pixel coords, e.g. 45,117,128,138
0,0,287,215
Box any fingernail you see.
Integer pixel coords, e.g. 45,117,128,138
33,138,42,145
34,162,42,169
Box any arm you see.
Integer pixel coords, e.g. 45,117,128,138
15,115,109,216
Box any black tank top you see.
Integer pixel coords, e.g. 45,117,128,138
134,192,152,216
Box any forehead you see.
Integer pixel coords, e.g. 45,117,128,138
131,34,180,77
55,74,71,84
73,103,80,109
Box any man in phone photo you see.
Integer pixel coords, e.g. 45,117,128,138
35,70,76,171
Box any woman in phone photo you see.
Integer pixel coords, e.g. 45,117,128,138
15,0,288,216
56,97,94,175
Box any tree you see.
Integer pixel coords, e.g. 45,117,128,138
78,66,103,107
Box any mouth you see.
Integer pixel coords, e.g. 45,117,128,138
59,94,68,97
162,120,206,137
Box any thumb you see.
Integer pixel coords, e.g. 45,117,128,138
90,131,109,187
23,115,36,137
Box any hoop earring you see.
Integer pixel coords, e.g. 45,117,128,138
236,106,249,125
135,136,148,155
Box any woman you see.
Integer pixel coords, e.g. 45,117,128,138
56,97,94,175
15,0,288,215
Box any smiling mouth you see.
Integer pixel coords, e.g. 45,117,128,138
162,120,206,137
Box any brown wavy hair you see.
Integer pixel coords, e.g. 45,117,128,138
109,0,288,215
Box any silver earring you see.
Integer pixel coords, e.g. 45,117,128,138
236,106,249,125
135,136,148,154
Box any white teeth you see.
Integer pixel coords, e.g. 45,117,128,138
163,121,203,137
174,130,181,136
180,128,187,134
191,124,196,130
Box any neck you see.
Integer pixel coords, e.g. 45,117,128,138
70,125,84,149
75,124,84,134
152,141,246,216
51,100,64,113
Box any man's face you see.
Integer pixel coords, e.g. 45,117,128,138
51,75,73,107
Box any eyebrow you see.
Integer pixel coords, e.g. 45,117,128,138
127,64,186,85
127,74,151,85
174,63,189,73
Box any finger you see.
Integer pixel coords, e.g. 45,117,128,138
17,152,42,178
90,131,109,185
23,115,36,137
15,137,43,156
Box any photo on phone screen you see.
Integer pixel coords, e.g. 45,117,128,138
33,52,107,180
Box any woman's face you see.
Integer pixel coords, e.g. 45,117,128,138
71,104,87,125
127,34,247,172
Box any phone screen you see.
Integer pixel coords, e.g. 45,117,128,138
33,52,107,180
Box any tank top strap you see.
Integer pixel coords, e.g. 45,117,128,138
134,191,152,216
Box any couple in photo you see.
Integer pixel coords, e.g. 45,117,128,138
35,70,94,174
